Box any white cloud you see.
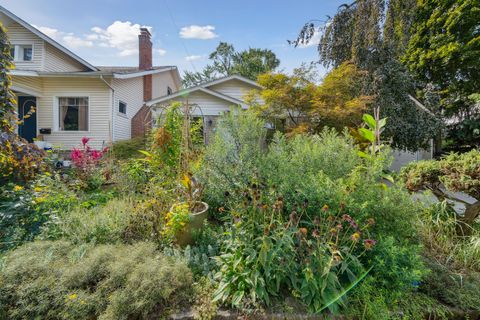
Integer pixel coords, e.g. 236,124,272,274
179,25,218,40
33,25,93,49
62,35,93,48
33,21,166,57
88,21,151,56
185,55,204,61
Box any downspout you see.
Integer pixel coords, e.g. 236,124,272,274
100,75,115,143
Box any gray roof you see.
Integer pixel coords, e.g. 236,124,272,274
96,66,175,75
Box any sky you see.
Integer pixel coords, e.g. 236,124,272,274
1,0,347,77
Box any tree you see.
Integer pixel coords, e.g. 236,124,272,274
183,42,280,87
312,61,371,131
290,0,442,151
0,22,45,183
404,0,480,150
248,62,371,134
0,22,16,133
246,64,317,130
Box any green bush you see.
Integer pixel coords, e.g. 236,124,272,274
0,241,194,319
110,136,146,160
199,110,426,314
41,198,134,244
199,108,266,210
0,173,78,252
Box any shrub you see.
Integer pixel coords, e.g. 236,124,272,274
199,108,266,209
110,136,146,159
0,132,47,184
70,137,108,190
0,241,194,319
41,198,134,244
0,173,77,252
401,150,480,226
200,110,426,314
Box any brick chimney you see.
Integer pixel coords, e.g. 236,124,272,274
139,27,152,101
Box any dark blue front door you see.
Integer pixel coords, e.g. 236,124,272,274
17,96,37,142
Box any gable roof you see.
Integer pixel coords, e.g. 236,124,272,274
9,66,180,79
0,5,98,71
146,74,261,107
146,86,247,107
201,74,262,89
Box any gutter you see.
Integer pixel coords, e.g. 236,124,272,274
100,75,115,143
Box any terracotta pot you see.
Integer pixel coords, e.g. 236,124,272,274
172,201,209,246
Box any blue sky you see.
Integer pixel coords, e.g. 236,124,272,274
1,0,346,76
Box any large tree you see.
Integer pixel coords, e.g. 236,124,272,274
247,62,371,134
290,0,442,152
183,42,280,87
404,0,480,150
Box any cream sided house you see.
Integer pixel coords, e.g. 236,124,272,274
147,74,262,144
1,5,181,149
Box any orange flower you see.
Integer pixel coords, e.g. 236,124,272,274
299,228,308,236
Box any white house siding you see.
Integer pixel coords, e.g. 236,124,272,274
4,21,44,71
206,79,256,101
152,71,180,98
152,90,238,118
11,75,43,96
44,43,87,72
37,77,111,149
111,77,144,141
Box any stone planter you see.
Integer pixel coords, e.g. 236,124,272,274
172,201,209,246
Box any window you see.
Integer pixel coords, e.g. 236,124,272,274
58,97,89,131
118,101,127,114
22,45,32,61
167,86,173,95
11,44,33,62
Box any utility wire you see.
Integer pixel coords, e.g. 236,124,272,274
163,0,198,73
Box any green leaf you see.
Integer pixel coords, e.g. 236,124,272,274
358,128,375,142
362,114,376,129
231,290,245,306
357,150,370,159
137,150,152,157
377,118,387,129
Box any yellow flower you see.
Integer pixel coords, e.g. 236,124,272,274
68,293,78,300
13,185,23,191
351,232,361,242
34,186,42,192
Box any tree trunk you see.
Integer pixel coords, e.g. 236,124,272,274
458,201,480,235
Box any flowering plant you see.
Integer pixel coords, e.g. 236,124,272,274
70,137,107,189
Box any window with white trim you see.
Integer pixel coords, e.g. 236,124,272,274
118,101,127,114
58,97,89,131
11,44,33,62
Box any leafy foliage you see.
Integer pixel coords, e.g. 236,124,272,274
404,0,480,149
290,0,442,151
0,22,16,133
401,150,480,225
0,23,46,184
201,110,425,313
183,42,280,87
250,62,371,133
0,241,194,319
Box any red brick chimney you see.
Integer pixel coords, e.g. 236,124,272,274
132,27,153,138
139,27,152,102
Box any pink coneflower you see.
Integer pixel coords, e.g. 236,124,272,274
364,239,376,250
81,136,90,146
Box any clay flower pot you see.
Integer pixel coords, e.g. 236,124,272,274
172,201,208,246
